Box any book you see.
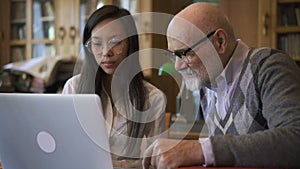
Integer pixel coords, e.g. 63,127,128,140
11,25,19,40
18,24,26,39
11,47,25,62
43,1,54,17
295,7,300,26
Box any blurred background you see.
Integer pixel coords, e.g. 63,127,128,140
0,0,299,117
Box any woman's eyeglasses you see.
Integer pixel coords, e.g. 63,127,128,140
165,30,216,64
84,38,125,55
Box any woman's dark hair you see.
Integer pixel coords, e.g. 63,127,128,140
77,5,148,139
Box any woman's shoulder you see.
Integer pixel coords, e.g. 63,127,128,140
65,74,81,86
143,80,166,99
143,80,158,91
61,74,81,94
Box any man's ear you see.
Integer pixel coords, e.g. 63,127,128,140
214,29,227,54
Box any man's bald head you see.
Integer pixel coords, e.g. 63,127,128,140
168,2,235,42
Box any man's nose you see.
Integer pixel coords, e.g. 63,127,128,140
174,58,188,71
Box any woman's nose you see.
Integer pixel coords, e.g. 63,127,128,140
174,58,188,71
102,44,113,57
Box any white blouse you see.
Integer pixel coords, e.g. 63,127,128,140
62,75,167,161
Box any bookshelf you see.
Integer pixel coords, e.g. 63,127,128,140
259,0,300,61
9,0,27,63
2,0,57,63
274,0,300,60
1,0,133,67
0,0,76,66
0,1,8,67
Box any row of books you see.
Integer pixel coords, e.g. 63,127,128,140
10,44,56,63
277,4,300,26
277,33,300,60
32,44,56,58
11,1,26,20
11,23,54,40
11,0,54,20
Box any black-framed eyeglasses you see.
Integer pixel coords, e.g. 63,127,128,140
166,30,217,63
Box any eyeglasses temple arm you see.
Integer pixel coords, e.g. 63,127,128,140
189,30,216,50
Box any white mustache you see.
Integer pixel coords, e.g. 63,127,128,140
178,68,201,91
178,67,196,76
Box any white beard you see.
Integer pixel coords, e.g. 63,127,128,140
179,68,202,91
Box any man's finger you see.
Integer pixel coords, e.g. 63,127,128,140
143,156,152,169
143,142,155,169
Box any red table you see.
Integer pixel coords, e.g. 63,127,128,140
178,167,281,169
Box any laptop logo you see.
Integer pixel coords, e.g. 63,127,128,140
36,131,56,153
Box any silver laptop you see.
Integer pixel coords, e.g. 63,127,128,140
0,93,113,169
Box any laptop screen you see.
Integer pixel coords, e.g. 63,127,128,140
0,93,113,169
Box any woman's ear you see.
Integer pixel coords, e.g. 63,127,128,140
214,29,227,54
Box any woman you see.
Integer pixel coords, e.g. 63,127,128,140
62,5,166,168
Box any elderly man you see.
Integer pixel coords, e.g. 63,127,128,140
143,2,300,169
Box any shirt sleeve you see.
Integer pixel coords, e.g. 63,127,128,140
199,137,215,166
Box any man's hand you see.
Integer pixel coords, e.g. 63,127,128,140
143,138,205,169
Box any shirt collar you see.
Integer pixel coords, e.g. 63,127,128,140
213,39,250,91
